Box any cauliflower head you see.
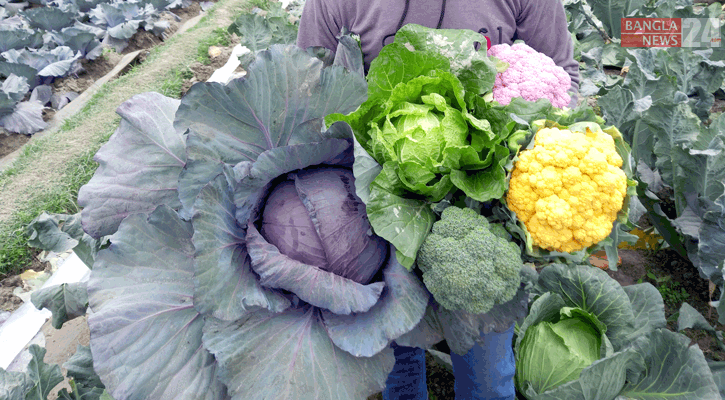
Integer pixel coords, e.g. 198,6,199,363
506,126,628,253
417,206,522,314
488,42,571,108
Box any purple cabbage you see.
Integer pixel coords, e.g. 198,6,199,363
260,167,388,285
79,43,432,400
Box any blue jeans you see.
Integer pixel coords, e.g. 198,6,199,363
382,324,516,400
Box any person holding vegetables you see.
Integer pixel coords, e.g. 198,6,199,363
297,0,581,399
297,0,580,109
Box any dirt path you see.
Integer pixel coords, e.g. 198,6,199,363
0,0,248,225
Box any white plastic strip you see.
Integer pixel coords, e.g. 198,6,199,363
0,253,90,369
207,44,250,84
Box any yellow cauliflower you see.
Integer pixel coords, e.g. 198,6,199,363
507,125,627,253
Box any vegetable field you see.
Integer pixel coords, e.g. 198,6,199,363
2,0,725,399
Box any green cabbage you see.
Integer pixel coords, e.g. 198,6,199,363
326,24,526,267
515,307,603,393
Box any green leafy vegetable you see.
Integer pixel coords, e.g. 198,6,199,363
515,264,721,399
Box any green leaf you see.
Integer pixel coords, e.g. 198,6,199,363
653,48,725,95
622,50,677,104
25,345,64,400
350,134,381,204
709,360,725,399
227,14,274,54
391,24,499,98
0,368,33,400
56,346,105,400
27,212,81,254
678,302,725,351
365,41,449,107
514,292,566,352
598,86,652,138
516,320,591,393
621,329,720,399
31,282,88,329
366,165,435,268
448,145,508,202
27,212,106,269
586,0,648,38
643,96,701,190
63,346,104,394
534,348,638,400
478,97,554,135
98,391,114,400
622,283,666,340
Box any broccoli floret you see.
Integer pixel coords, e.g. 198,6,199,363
488,222,510,240
417,206,522,314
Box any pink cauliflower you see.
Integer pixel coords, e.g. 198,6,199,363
487,42,571,108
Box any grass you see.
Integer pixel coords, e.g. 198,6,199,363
0,142,108,275
0,136,62,184
0,0,249,277
195,27,233,65
247,0,271,10
160,67,195,98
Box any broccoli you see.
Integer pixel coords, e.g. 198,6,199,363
417,206,522,314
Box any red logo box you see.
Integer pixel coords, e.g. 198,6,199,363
621,18,682,47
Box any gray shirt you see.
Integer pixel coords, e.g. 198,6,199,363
296,0,580,105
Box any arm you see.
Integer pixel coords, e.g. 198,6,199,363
296,0,341,54
514,0,580,107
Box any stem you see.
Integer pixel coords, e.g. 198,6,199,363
579,2,612,43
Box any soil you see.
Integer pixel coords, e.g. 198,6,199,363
0,1,206,162
43,316,91,400
617,248,725,361
0,275,23,312
180,39,241,95
51,52,124,96
0,256,48,312
0,131,29,159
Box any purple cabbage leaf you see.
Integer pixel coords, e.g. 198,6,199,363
50,91,78,110
0,28,43,52
0,73,29,115
45,28,104,60
79,42,431,400
202,307,394,400
87,205,227,400
77,92,185,238
174,43,367,219
21,7,76,31
191,169,292,321
0,73,46,134
0,61,39,87
89,1,156,51
2,46,81,78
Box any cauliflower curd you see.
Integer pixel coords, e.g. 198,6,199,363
506,126,627,253
488,42,572,108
